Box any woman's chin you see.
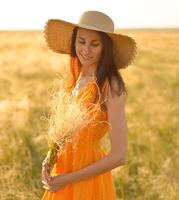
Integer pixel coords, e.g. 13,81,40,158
80,60,93,66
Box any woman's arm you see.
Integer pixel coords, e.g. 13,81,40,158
67,81,128,185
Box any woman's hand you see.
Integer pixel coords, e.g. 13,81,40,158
42,173,69,193
41,156,53,185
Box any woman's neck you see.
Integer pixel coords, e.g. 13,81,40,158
80,64,97,77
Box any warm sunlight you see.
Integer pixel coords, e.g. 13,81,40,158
1,1,178,198
0,0,179,30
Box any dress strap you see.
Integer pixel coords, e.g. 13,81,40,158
93,78,109,110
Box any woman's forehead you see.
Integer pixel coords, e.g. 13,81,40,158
77,28,101,41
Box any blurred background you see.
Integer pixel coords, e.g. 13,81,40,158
0,0,179,199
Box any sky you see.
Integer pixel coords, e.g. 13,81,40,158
0,0,179,30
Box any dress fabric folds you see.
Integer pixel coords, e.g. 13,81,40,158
41,78,117,200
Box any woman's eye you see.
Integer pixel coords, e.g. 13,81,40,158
78,41,85,44
78,41,100,47
92,43,99,47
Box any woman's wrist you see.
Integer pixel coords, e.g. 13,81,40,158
59,172,73,186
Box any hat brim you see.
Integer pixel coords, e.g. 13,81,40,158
44,19,137,69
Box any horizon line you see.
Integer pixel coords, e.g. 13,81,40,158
0,27,179,32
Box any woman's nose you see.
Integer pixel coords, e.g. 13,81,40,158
82,44,91,54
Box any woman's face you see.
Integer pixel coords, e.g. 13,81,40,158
75,28,103,68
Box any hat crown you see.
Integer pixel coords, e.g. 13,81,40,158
78,11,114,33
44,10,137,69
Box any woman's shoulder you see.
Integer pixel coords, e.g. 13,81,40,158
104,75,125,104
104,76,118,96
99,76,122,112
100,76,115,105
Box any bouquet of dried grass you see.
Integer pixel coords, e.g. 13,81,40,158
44,78,103,168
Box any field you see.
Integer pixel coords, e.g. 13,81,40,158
0,29,178,199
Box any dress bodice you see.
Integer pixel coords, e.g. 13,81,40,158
53,77,110,171
68,77,110,143
42,77,117,200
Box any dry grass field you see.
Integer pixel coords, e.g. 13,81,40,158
0,29,178,199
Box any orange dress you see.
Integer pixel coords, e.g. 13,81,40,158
41,78,117,200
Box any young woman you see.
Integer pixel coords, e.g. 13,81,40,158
41,10,137,200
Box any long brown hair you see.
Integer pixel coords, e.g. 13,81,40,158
66,26,128,99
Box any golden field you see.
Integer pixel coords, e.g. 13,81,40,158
0,29,178,200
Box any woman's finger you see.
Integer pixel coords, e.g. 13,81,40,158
43,166,52,183
42,180,49,186
42,169,46,181
46,164,52,171
43,185,50,190
44,171,52,183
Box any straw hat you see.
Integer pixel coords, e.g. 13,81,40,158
44,10,137,69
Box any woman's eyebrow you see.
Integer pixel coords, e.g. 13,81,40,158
77,36,101,42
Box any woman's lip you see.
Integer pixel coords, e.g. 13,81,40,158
80,53,92,60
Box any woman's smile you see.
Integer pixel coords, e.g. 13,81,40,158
80,53,93,60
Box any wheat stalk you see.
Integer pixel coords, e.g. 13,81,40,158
45,78,104,167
